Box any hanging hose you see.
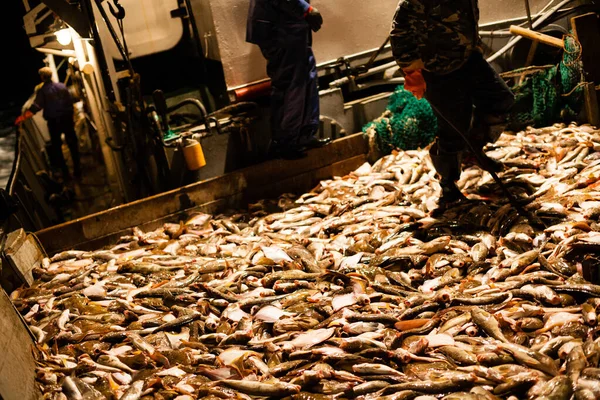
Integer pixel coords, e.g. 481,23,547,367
6,127,23,197
487,0,575,64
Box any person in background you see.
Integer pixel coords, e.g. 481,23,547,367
16,66,81,178
390,0,515,212
246,0,331,160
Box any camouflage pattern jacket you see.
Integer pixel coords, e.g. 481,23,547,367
390,0,481,74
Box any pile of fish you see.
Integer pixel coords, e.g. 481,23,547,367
11,122,600,400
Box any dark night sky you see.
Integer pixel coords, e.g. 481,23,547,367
2,2,45,113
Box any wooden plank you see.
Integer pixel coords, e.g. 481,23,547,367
241,134,367,188
45,157,367,253
36,172,248,253
61,195,245,253
4,229,46,287
509,25,565,48
247,156,368,200
572,12,600,84
584,82,600,127
36,134,369,254
0,289,40,400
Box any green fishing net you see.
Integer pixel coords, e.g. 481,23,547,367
505,34,584,130
363,86,438,153
364,34,583,155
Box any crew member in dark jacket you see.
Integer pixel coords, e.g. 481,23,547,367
247,0,330,159
390,0,515,210
24,67,81,178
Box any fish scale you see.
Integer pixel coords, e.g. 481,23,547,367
11,122,600,399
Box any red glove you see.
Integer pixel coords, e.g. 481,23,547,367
403,69,426,100
15,110,34,126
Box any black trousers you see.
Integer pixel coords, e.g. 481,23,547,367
423,52,515,154
260,26,320,149
46,114,80,172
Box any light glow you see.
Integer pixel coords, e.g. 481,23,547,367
55,29,72,46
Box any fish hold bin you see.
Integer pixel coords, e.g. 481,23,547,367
6,122,600,399
34,134,369,254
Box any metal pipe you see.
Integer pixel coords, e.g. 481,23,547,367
80,0,116,102
524,0,534,28
361,37,391,73
229,44,396,95
167,98,210,135
329,61,399,89
318,44,392,70
76,36,128,202
35,47,76,57
480,31,513,37
355,78,405,92
7,128,22,196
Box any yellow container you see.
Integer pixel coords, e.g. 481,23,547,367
183,139,207,170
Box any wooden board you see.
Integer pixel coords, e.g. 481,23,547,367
36,134,369,254
4,229,46,287
572,12,600,84
0,289,40,400
584,82,600,127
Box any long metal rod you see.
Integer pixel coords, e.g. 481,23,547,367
7,128,22,196
93,0,134,74
524,0,534,28
363,37,391,71
35,47,76,57
428,103,546,228
522,0,540,82
80,0,116,102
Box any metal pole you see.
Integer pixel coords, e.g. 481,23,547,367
80,0,116,102
92,0,134,74
45,54,59,82
522,0,540,78
524,0,534,28
36,48,76,58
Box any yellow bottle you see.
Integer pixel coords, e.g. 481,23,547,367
183,138,206,170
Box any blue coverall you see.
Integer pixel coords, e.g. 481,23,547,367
30,81,80,175
246,0,320,150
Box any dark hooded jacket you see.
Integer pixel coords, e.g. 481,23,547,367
390,0,481,74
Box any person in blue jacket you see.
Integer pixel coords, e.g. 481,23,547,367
16,67,81,179
247,0,331,159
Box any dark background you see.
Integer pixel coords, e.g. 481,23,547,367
1,2,44,119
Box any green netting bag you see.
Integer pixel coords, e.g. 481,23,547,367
506,33,584,130
363,86,437,154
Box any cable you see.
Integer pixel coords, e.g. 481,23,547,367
7,127,23,197
117,14,130,64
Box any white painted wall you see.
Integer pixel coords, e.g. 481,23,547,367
198,0,551,89
105,0,552,88
480,0,548,24
99,0,184,60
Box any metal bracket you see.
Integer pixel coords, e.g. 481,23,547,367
107,0,125,20
40,0,92,38
170,7,188,19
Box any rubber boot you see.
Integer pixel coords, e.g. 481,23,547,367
469,119,504,173
298,126,331,151
267,139,306,160
429,145,466,213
